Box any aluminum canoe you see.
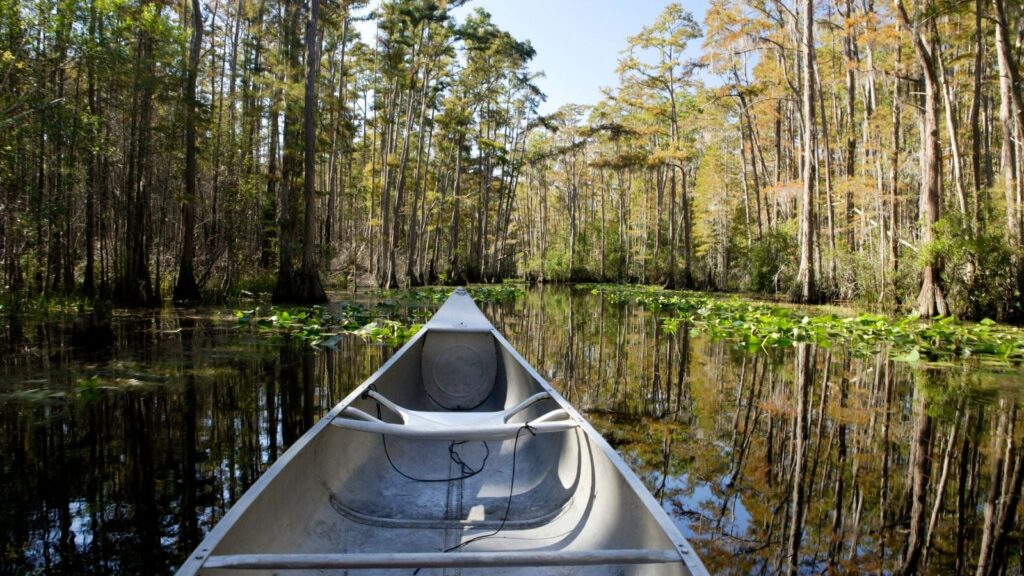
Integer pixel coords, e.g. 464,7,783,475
176,288,709,576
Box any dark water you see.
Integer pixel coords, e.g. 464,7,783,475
2,287,1023,575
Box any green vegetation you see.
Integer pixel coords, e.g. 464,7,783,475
384,284,526,304
234,286,524,347
581,284,1024,364
234,304,421,347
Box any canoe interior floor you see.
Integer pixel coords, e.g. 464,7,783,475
201,432,684,575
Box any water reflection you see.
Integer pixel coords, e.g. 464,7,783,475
1,288,1023,575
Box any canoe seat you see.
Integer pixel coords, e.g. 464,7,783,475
331,390,578,440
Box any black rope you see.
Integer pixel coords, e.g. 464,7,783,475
372,391,491,483
360,385,539,558
443,422,537,552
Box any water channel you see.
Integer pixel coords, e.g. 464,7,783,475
2,286,1022,574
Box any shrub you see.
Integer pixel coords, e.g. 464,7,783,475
928,216,1023,321
747,227,796,295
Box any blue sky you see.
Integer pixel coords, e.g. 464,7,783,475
450,0,710,113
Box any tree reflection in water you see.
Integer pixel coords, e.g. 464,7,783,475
1,287,1023,575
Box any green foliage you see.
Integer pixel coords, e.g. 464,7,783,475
746,227,796,294
582,284,1024,365
384,284,526,304
234,303,422,347
928,217,1024,321
0,292,95,319
231,271,280,302
236,285,525,347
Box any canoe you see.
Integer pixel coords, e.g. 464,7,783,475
177,288,709,575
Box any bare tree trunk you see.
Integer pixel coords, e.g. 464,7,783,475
889,45,902,308
794,0,817,303
120,14,157,306
895,0,948,317
681,166,693,287
83,0,99,297
173,0,203,302
448,136,463,282
993,0,1024,299
406,53,432,286
817,65,837,292
936,41,969,219
969,0,984,230
261,83,280,271
272,0,303,302
295,0,326,302
844,0,858,251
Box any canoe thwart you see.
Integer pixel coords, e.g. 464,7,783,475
330,389,577,440
202,549,684,570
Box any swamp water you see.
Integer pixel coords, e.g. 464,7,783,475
2,286,1023,575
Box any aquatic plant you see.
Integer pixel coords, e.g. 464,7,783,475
234,303,421,347
580,284,1024,364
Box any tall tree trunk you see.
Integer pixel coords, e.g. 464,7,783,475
116,4,158,306
83,0,99,297
294,0,326,302
173,0,203,303
448,135,463,282
844,0,857,251
406,57,432,286
969,0,984,230
272,0,308,303
936,38,969,220
993,0,1024,301
794,0,817,303
895,0,948,317
681,166,693,288
889,45,902,308
261,83,281,271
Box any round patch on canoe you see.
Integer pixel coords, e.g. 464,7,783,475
422,333,497,409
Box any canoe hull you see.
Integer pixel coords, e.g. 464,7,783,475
177,290,708,576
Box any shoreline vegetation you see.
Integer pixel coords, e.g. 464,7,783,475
578,284,1024,366
254,282,1024,366
4,282,1024,367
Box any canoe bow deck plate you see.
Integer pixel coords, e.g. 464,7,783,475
176,288,709,576
421,331,497,409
